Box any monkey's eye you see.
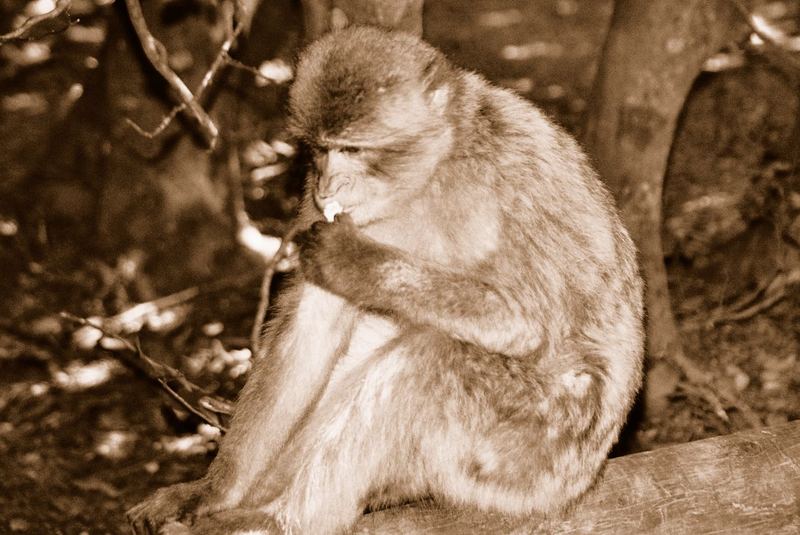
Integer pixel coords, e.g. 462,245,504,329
339,146,362,154
306,143,325,156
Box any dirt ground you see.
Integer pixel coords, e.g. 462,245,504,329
1,0,799,533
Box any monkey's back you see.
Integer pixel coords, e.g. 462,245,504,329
444,70,645,486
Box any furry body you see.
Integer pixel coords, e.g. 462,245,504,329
128,26,644,535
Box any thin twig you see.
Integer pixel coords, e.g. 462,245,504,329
670,348,762,428
123,0,219,147
719,289,787,322
728,0,800,70
124,106,182,139
124,6,250,143
223,52,292,85
251,222,303,354
0,0,71,43
722,269,800,321
684,269,800,329
197,22,246,97
223,53,267,79
223,137,300,355
91,247,296,341
60,312,231,431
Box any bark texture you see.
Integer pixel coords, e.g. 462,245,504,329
301,0,423,41
582,0,751,364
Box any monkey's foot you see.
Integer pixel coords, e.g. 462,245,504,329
127,480,207,535
184,509,280,535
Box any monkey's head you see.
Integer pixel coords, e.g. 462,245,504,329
289,26,454,226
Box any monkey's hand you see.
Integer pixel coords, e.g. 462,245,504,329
127,480,213,535
299,215,390,302
299,215,543,357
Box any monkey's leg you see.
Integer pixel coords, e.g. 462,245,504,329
128,281,356,533
205,282,356,507
248,332,608,533
417,334,613,517
236,342,427,534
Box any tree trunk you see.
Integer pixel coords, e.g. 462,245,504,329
356,419,800,533
582,2,750,367
301,0,423,41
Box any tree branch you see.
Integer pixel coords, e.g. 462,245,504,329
60,312,232,431
357,420,800,533
250,222,302,354
123,0,219,147
728,0,800,70
122,0,272,145
0,0,72,43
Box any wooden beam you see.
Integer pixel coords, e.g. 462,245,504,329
355,420,800,533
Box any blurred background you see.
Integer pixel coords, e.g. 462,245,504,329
0,0,798,531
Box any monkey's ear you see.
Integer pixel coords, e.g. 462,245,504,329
421,56,450,115
330,8,350,32
428,86,450,116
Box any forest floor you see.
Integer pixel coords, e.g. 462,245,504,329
1,0,799,533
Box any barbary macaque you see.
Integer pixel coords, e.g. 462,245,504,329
128,26,644,535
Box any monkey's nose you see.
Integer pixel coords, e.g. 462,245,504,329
316,171,351,198
314,191,338,211
314,179,347,209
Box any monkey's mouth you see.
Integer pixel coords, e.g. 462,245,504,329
322,200,344,222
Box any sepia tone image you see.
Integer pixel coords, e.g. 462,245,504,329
0,0,798,533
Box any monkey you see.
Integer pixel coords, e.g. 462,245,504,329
127,25,644,535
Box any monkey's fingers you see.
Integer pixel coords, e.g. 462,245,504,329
333,211,354,226
126,483,200,535
127,506,163,535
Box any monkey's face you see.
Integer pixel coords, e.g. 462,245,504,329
289,27,454,227
309,144,374,220
307,144,405,226
305,94,451,227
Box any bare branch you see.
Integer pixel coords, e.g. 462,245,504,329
250,222,303,354
122,0,272,144
60,312,231,431
670,347,762,428
122,8,255,144
0,0,72,43
684,269,800,329
728,0,800,70
196,22,246,98
223,53,264,79
223,53,294,86
123,0,219,147
124,106,183,139
720,276,796,322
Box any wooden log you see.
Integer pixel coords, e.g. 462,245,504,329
354,420,800,533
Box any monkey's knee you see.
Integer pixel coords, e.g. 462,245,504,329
426,396,607,515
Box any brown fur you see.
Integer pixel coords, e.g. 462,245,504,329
128,26,644,535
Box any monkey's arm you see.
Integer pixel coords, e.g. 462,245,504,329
201,281,354,509
129,281,355,532
300,220,543,357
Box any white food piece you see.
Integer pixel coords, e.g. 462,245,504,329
324,201,344,222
